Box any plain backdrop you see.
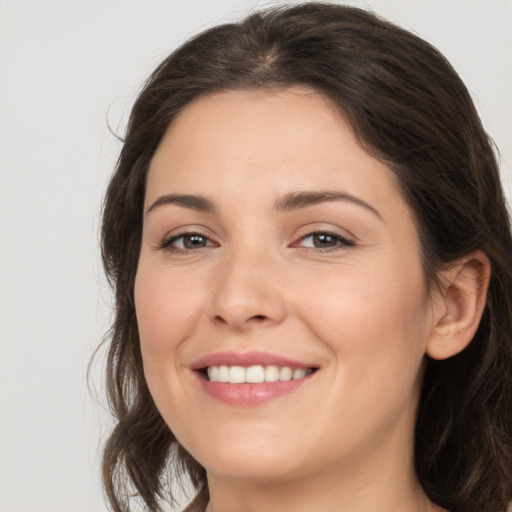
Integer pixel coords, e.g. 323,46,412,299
1,1,511,511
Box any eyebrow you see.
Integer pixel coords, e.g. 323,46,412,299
146,194,216,214
273,190,382,220
146,190,381,220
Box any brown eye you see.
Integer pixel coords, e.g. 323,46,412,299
311,233,339,248
162,233,215,251
181,234,209,249
296,231,354,250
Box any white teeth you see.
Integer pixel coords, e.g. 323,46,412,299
205,365,313,383
279,367,293,381
207,366,216,381
264,365,280,382
218,365,230,383
229,365,245,383
246,365,265,383
293,368,307,380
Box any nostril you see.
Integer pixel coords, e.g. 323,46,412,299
212,313,269,329
250,315,267,321
214,315,228,325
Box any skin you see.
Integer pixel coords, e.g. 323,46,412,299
134,87,476,512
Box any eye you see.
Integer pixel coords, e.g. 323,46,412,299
294,231,354,250
160,232,216,252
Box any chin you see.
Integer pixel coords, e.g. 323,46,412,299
183,425,306,482
203,450,302,483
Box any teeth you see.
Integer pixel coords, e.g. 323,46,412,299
246,365,265,383
208,366,219,381
279,367,293,381
293,368,307,380
218,365,230,382
265,365,279,382
205,365,313,383
229,365,245,383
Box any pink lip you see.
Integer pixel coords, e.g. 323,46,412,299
196,378,313,406
190,351,318,407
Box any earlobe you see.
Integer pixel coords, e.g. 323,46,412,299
426,251,491,360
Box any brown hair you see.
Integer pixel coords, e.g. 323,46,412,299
99,3,512,511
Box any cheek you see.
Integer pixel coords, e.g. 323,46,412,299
134,265,204,424
314,270,425,337
317,272,427,410
134,265,205,357
134,262,216,421
300,261,429,388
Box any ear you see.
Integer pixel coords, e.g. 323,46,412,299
426,251,491,360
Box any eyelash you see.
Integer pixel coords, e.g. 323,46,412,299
293,230,355,251
158,232,217,253
158,229,355,254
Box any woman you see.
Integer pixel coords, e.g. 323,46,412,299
99,3,512,511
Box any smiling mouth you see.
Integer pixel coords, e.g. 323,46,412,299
201,365,317,383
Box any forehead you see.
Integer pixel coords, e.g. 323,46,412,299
146,87,406,217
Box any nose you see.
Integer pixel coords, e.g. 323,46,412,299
208,246,287,332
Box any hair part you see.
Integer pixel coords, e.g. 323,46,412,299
99,3,512,511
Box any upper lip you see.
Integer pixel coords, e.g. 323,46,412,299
190,350,317,370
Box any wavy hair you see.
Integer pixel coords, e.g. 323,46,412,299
99,3,512,511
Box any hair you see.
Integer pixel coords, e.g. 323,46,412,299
99,3,512,511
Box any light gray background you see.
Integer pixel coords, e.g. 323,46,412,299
1,1,511,511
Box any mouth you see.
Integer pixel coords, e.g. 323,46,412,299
191,351,319,406
201,365,317,383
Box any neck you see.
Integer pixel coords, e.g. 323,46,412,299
207,470,438,512
207,479,442,512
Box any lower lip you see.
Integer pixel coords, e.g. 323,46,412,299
196,373,314,406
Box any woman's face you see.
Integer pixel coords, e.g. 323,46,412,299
135,88,441,484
